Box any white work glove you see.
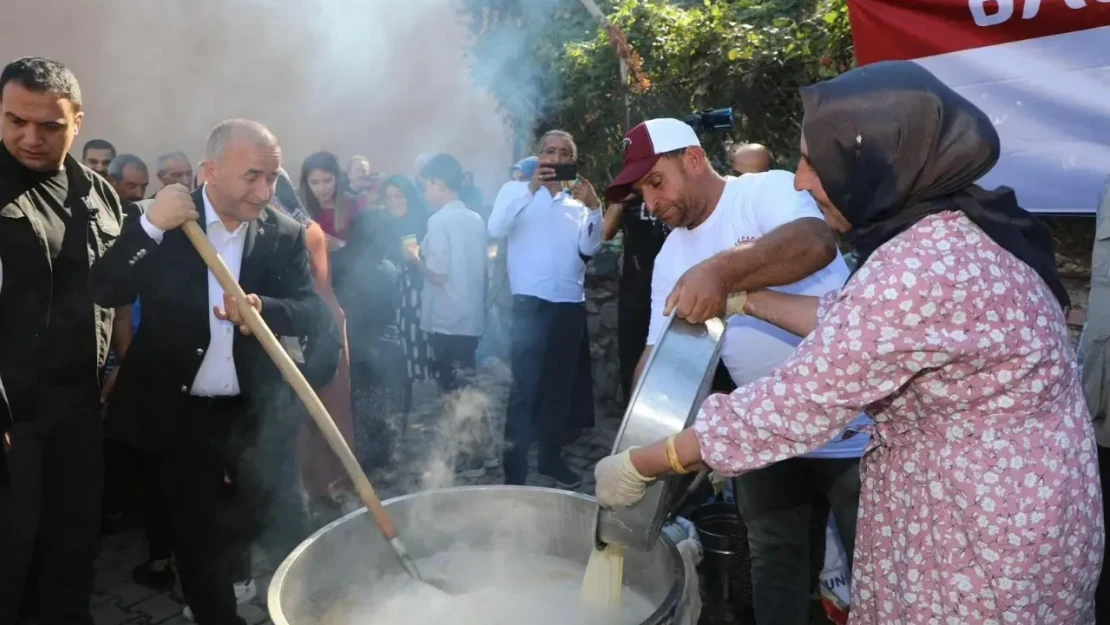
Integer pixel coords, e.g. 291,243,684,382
595,450,654,507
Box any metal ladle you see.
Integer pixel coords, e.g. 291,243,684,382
182,220,444,592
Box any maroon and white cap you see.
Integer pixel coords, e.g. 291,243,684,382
605,118,701,203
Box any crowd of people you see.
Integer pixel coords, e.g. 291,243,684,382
1,51,1108,625
0,54,610,625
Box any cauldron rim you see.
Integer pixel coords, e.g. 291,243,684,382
267,485,686,625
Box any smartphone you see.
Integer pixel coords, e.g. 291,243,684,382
550,163,578,181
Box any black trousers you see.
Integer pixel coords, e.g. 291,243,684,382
249,389,311,569
428,333,479,395
163,397,262,625
0,380,103,625
617,278,652,403
732,457,861,625
102,438,131,520
503,296,594,484
138,448,173,562
102,439,172,562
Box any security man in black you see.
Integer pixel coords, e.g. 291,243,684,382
602,197,671,401
0,57,123,625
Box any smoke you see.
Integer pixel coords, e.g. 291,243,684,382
0,0,563,198
417,370,508,490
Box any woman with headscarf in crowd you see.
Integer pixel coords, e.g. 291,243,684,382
299,151,361,245
331,210,407,473
595,61,1102,623
271,168,355,508
379,175,432,411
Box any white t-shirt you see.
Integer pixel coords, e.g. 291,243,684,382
420,201,488,337
648,171,870,459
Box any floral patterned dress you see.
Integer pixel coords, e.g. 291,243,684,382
694,211,1103,624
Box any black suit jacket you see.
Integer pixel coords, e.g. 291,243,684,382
89,187,324,452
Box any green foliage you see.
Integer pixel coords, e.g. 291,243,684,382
461,0,855,183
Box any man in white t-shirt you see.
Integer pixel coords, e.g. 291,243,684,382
605,119,869,625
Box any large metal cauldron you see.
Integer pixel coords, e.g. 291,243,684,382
269,486,686,625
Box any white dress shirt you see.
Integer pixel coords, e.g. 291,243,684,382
486,181,602,303
140,185,246,396
420,200,488,336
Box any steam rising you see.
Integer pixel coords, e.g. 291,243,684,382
0,0,539,196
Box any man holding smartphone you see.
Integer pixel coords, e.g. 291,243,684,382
487,130,603,489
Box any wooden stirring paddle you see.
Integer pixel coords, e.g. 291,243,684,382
181,220,434,589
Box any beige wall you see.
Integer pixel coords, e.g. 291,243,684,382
0,0,513,196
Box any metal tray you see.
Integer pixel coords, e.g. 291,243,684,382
595,312,727,552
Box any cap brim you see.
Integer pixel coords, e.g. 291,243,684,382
604,156,660,203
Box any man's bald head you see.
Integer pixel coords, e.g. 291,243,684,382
202,119,282,225
206,118,279,162
729,143,774,175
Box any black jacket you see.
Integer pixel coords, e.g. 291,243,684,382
89,187,326,452
0,153,123,429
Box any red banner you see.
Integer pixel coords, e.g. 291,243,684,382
845,1,1110,214
849,0,1110,65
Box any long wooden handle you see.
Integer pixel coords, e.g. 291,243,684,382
182,220,399,540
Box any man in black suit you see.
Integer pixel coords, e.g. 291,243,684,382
89,119,326,625
0,57,124,625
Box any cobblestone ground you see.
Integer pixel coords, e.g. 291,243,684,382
86,365,622,625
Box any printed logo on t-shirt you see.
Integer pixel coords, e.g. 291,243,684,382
736,235,757,246
633,203,656,222
632,203,670,232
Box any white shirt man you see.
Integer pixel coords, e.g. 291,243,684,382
141,184,244,396
488,181,603,302
486,130,603,489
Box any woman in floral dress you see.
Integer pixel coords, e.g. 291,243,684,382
596,61,1103,623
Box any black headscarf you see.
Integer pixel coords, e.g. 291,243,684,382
378,174,428,241
800,61,1069,309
